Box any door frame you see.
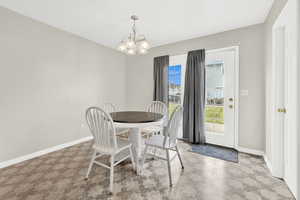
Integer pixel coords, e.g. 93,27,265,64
270,0,299,198
206,46,240,149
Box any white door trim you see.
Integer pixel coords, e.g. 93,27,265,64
206,46,240,149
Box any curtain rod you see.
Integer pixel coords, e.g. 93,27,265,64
167,46,239,57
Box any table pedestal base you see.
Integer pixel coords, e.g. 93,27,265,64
128,127,143,174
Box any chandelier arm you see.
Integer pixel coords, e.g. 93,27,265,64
135,38,146,42
132,19,136,42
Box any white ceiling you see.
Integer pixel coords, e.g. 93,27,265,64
0,0,274,49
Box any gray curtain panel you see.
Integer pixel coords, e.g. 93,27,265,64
183,49,206,144
153,55,169,104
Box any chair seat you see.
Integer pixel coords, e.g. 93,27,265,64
93,138,131,154
142,126,163,139
145,135,173,149
116,138,132,150
116,128,130,139
116,128,129,135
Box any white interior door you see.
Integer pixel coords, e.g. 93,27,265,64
205,49,237,148
270,0,299,198
273,25,297,199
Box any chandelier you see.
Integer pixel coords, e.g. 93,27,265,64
117,15,150,55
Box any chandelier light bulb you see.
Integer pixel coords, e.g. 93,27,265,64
126,40,135,48
138,48,148,55
118,42,126,52
127,48,136,55
140,40,149,49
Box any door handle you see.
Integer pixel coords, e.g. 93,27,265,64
283,108,287,113
277,108,287,113
229,98,234,102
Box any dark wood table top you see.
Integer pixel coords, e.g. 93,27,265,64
110,111,163,123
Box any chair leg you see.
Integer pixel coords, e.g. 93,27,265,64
109,155,114,193
166,149,173,187
153,147,157,158
85,150,96,179
129,146,135,170
141,145,148,174
151,132,157,158
175,146,184,169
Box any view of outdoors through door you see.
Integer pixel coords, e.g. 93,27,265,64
205,61,224,134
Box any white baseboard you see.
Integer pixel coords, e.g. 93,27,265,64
0,136,93,169
263,154,273,173
236,146,265,156
237,146,273,173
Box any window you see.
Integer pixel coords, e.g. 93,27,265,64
168,65,182,115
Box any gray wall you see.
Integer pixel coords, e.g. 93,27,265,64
264,0,288,163
126,24,265,151
0,7,127,162
0,0,290,162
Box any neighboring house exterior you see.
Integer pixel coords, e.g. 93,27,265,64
206,63,224,105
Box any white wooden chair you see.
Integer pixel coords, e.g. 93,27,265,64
85,107,135,193
142,101,168,138
102,103,118,114
103,103,129,139
141,105,184,186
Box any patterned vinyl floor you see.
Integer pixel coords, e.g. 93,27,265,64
0,141,295,200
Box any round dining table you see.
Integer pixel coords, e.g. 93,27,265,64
110,111,164,174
